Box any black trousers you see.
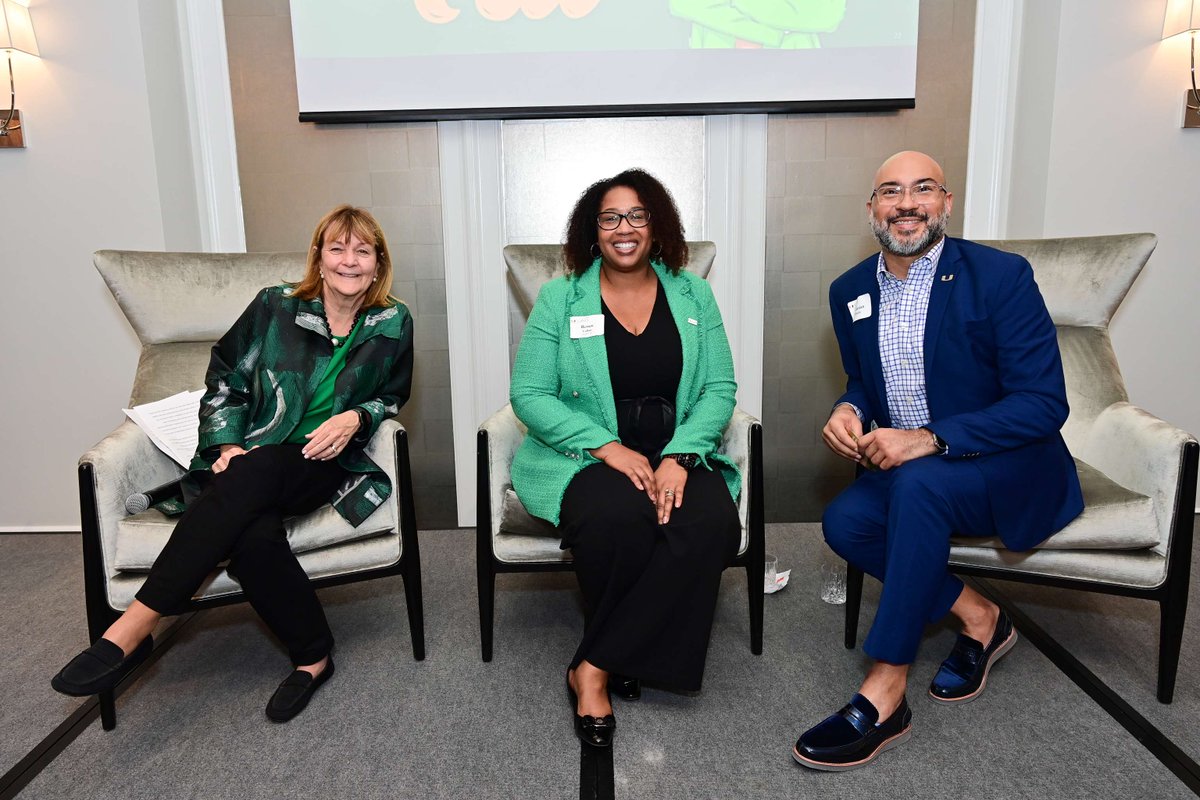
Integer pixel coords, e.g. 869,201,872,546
559,462,740,692
135,445,347,666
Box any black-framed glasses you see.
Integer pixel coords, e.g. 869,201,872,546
596,209,651,230
870,182,947,206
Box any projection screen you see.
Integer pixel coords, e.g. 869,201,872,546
290,1,920,122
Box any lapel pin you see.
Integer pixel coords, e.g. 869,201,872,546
940,274,955,282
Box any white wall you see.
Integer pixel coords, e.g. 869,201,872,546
1009,0,1199,468
0,0,199,529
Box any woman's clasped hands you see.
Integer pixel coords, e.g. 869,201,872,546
589,441,688,524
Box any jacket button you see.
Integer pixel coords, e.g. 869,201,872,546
572,391,580,398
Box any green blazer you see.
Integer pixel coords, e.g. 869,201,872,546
510,259,741,526
184,285,414,527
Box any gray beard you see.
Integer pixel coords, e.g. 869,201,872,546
871,208,950,257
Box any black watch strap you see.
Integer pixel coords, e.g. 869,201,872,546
667,453,699,469
351,407,372,443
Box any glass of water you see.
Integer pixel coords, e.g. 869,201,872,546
821,560,847,605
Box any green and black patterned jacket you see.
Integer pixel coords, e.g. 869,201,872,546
183,285,414,527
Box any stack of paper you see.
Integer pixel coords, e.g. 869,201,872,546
123,389,204,468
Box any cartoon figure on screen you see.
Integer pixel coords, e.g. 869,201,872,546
414,0,599,24
670,0,846,48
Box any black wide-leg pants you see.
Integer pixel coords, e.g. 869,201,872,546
135,445,347,666
559,462,740,692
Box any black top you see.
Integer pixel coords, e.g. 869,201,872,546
602,281,683,457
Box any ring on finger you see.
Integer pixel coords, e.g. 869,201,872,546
664,489,675,497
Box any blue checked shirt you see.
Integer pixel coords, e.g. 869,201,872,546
875,239,944,430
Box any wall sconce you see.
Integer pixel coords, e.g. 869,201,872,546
0,0,38,149
1163,0,1200,128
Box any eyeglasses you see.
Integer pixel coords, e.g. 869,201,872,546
870,182,947,206
596,209,651,230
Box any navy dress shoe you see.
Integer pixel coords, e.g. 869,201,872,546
51,636,153,697
792,694,912,771
566,672,615,748
929,609,1017,704
266,657,334,723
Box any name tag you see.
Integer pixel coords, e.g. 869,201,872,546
570,314,605,339
848,293,872,322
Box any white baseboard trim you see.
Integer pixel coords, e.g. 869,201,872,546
0,526,82,534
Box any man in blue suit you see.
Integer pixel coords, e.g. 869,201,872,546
792,151,1083,771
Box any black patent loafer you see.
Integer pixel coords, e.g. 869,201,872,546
266,657,334,723
792,694,912,771
51,636,153,696
929,610,1017,704
566,673,615,748
610,673,641,701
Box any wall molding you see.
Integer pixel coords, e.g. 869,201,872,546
704,115,766,419
0,526,82,534
439,120,511,526
963,0,1023,239
178,0,245,252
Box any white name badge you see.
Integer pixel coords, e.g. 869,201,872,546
570,314,605,339
848,293,872,322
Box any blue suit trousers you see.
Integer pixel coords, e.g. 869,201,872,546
822,456,997,665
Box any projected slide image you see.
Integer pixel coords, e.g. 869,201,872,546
670,0,846,49
289,0,918,118
415,0,600,23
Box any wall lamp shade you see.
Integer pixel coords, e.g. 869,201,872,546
1163,0,1200,39
0,0,38,56
0,0,37,148
1163,0,1200,127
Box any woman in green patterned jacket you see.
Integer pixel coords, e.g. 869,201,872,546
52,205,414,722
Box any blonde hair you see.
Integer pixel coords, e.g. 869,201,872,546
290,205,398,308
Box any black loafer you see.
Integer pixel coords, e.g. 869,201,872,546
566,672,615,748
610,673,641,701
929,610,1017,704
792,694,912,771
51,636,153,696
266,658,334,723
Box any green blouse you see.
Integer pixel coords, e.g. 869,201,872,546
285,315,364,444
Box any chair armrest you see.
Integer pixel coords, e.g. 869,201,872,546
479,404,527,537
719,408,760,531
365,418,403,487
1082,401,1198,553
79,421,185,585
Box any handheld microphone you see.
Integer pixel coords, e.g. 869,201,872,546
125,479,184,515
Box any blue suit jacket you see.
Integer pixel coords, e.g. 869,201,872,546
829,237,1083,551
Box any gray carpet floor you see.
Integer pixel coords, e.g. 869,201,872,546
3,524,1197,799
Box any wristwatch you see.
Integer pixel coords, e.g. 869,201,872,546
667,453,699,469
925,428,949,456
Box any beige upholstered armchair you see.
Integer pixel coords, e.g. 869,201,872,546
476,242,765,661
80,251,424,729
842,233,1198,703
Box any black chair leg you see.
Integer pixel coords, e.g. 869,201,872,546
844,563,864,649
1157,593,1186,703
746,561,764,655
99,691,116,730
402,548,425,662
478,561,496,662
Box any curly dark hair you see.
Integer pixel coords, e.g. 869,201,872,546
562,168,688,275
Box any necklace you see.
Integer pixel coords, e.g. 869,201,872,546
318,303,364,347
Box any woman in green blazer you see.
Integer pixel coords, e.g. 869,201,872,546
510,169,742,748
